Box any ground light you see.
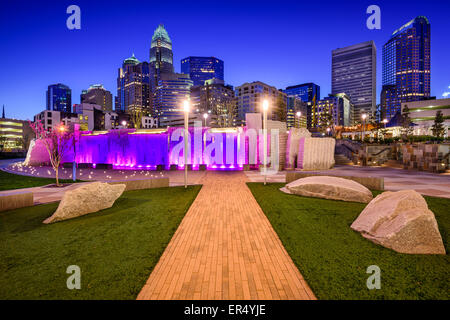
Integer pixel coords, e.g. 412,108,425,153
262,99,269,185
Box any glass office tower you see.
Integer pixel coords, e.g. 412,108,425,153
117,54,151,114
332,41,376,123
382,16,431,120
181,56,224,86
46,83,72,113
153,73,193,120
284,83,320,129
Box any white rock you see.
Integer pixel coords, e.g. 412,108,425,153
43,182,126,224
298,138,335,170
286,128,312,168
351,190,446,254
284,175,373,203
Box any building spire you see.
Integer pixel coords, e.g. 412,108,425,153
1,105,4,119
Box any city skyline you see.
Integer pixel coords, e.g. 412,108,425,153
1,0,449,120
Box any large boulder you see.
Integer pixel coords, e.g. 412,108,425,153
43,182,126,224
351,190,446,254
283,176,373,203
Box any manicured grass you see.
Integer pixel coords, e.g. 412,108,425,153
247,183,450,300
0,169,81,191
0,185,201,299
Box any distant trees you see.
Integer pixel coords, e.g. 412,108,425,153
223,99,236,127
431,110,445,139
274,95,287,122
0,135,7,152
401,105,413,140
131,109,143,129
318,109,333,134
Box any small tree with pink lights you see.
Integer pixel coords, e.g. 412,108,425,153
29,121,74,186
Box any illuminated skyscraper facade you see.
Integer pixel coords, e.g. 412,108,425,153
154,73,193,121
81,84,113,112
181,56,224,86
381,16,431,120
149,24,174,88
284,83,320,129
116,54,151,114
46,83,72,113
332,41,376,123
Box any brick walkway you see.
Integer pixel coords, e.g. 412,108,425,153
137,171,315,300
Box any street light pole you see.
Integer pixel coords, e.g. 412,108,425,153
184,100,190,189
296,111,301,128
361,113,367,140
203,113,208,127
263,99,269,185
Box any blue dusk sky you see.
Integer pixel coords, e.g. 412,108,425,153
0,0,449,120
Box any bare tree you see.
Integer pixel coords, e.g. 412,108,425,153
29,121,73,186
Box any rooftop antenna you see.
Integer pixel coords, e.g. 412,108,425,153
1,105,4,119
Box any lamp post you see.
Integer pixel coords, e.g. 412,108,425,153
183,100,190,189
326,127,331,136
383,118,388,129
262,99,269,185
361,113,367,140
296,111,301,128
121,120,127,128
203,113,208,127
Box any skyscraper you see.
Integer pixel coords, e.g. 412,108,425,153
190,78,236,126
149,24,174,87
284,83,320,129
46,83,72,113
116,54,151,114
331,41,376,124
316,93,354,127
286,96,307,129
235,81,287,125
81,84,113,112
381,16,431,120
181,57,224,86
153,73,193,121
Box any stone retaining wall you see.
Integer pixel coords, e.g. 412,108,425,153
107,177,169,191
402,143,449,173
0,191,34,212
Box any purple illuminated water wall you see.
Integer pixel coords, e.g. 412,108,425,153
73,127,255,170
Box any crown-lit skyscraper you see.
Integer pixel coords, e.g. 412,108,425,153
149,24,174,86
381,16,431,120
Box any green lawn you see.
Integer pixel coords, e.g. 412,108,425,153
247,183,450,300
0,185,201,299
0,169,81,191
